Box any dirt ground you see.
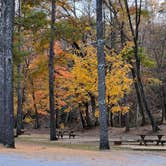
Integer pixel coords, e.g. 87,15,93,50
0,141,166,166
1,125,166,166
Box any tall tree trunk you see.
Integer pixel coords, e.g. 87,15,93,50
110,111,113,127
107,96,113,127
89,94,99,126
16,0,23,136
31,80,40,129
85,102,93,128
79,110,86,129
96,0,110,150
89,93,96,116
107,109,110,126
0,3,5,144
65,112,70,125
49,0,57,141
131,68,146,125
125,112,130,132
1,0,15,148
16,64,23,135
55,109,60,128
119,112,122,127
136,66,158,131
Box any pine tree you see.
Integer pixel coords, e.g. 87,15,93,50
49,0,58,141
96,0,110,150
0,0,15,148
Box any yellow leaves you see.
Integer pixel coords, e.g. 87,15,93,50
95,110,99,118
66,46,132,114
112,105,130,114
106,52,133,108
121,106,130,114
26,42,133,115
68,46,98,97
85,26,91,31
112,105,121,113
60,123,65,129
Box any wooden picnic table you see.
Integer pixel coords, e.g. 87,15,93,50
138,134,166,146
57,129,76,139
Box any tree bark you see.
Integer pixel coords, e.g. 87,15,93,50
49,0,57,141
0,0,15,148
89,94,99,126
31,80,40,129
131,68,146,126
110,111,113,127
119,112,122,127
55,109,60,128
85,102,93,128
79,110,86,129
89,93,96,116
16,0,23,136
0,3,5,144
125,112,130,132
16,64,23,135
97,0,110,150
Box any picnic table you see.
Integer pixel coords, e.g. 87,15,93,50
57,130,76,139
138,134,166,146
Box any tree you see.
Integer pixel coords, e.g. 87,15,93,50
103,0,146,126
49,0,58,141
124,0,158,132
16,0,23,136
144,23,166,123
96,0,110,150
0,0,15,148
0,0,5,144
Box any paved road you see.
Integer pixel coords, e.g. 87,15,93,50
0,152,166,166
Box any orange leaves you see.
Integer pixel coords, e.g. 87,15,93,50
54,66,72,79
24,42,133,116
25,41,72,114
129,6,136,15
57,0,71,10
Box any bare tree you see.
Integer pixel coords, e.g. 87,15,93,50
124,0,158,132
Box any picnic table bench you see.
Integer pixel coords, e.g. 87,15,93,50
57,130,76,139
138,134,166,146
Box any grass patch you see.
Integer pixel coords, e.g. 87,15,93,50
16,136,99,151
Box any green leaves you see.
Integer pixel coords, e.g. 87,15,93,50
139,47,156,68
55,20,82,42
121,43,155,68
19,11,48,32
